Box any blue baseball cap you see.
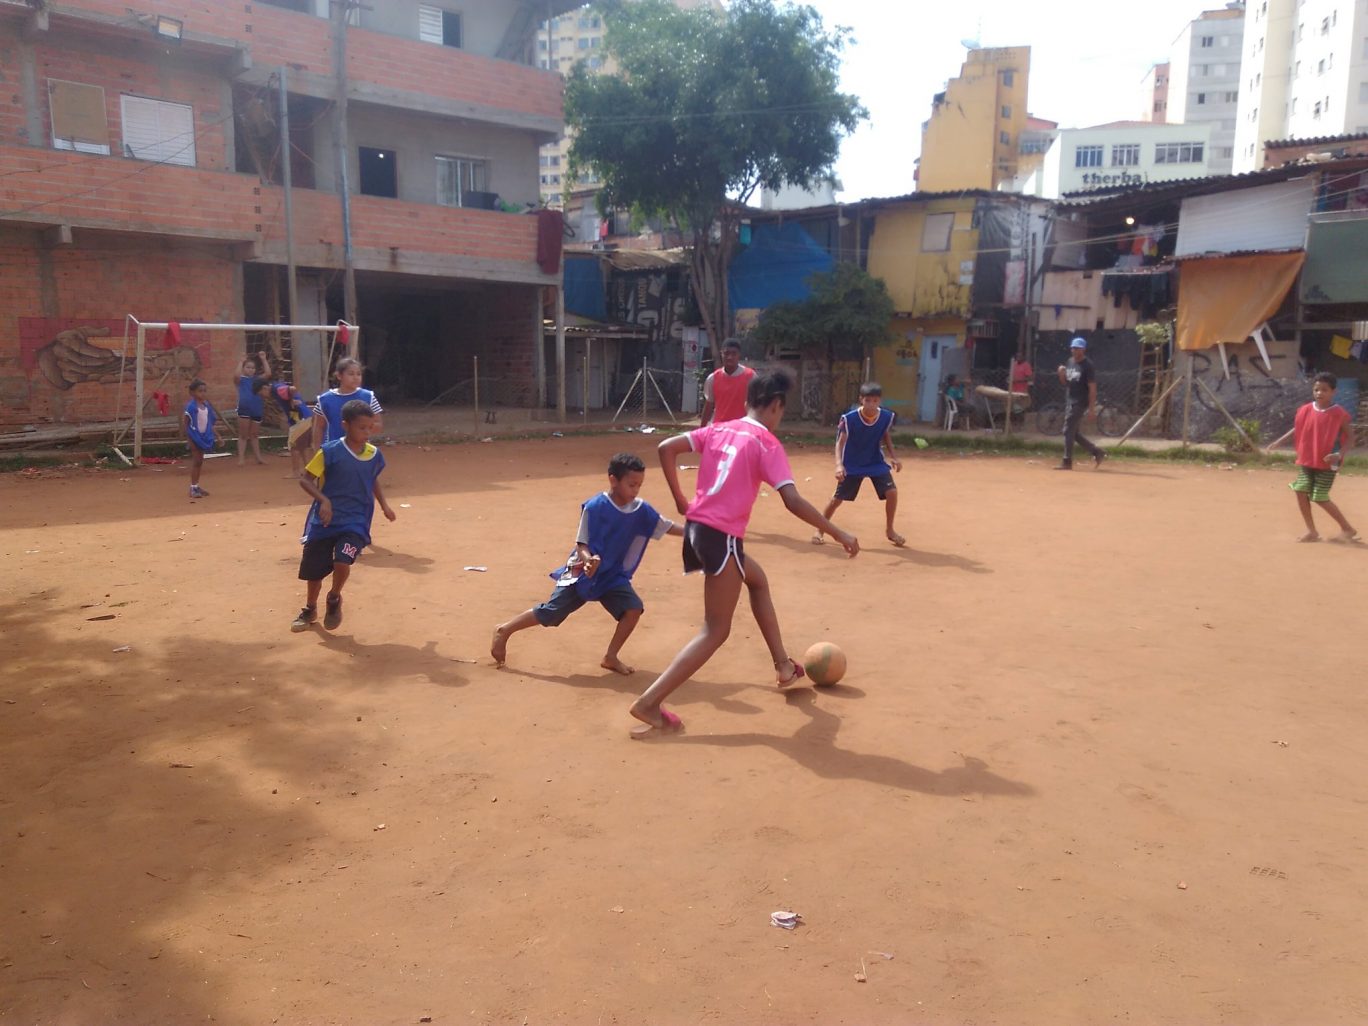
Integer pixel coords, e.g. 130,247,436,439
1070,337,1087,349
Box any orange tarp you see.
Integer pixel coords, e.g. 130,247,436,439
1176,251,1305,351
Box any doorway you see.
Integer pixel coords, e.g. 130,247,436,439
917,335,956,421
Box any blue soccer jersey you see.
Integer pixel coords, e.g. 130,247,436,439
549,492,664,600
313,388,383,443
839,407,895,476
184,399,217,451
301,439,386,545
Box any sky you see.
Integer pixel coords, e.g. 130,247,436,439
802,0,1232,201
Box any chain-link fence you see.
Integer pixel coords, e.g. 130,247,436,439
612,365,688,423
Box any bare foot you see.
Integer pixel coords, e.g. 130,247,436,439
629,701,683,738
601,655,635,675
490,626,509,666
1328,531,1362,544
1296,531,1320,543
810,532,825,545
886,530,907,547
254,458,266,465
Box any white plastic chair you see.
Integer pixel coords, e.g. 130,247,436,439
943,395,960,431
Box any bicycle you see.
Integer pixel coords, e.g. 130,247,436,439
1035,402,1126,438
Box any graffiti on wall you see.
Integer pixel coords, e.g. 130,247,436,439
4,318,212,421
610,273,688,344
1188,338,1305,440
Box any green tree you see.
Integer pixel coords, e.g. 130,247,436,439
564,0,865,360
751,262,894,419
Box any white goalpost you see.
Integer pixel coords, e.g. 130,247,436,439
112,317,360,464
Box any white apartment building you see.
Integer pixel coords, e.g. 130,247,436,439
1234,0,1368,172
1015,122,1215,198
1166,4,1246,174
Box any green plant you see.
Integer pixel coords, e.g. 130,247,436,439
1135,321,1170,348
1212,418,1261,454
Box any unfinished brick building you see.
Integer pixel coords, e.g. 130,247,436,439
0,0,570,436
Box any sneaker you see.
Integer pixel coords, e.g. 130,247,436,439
1093,450,1107,469
189,484,209,498
290,606,317,632
323,593,343,630
1053,461,1073,471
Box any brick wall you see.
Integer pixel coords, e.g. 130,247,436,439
346,30,563,122
262,186,540,267
0,229,244,431
42,0,560,124
31,41,233,170
0,144,260,239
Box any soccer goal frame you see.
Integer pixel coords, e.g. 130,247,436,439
112,316,359,464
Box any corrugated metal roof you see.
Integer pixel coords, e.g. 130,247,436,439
1058,155,1368,206
1265,131,1368,149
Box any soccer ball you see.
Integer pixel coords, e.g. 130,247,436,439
802,641,847,687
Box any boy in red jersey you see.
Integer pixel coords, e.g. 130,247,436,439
1289,372,1358,543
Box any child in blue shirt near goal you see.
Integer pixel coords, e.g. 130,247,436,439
811,381,905,547
292,399,396,633
491,452,682,674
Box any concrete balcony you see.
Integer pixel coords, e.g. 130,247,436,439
23,0,564,136
0,144,260,244
258,186,555,286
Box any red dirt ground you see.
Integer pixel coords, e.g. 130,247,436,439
2,437,1367,1025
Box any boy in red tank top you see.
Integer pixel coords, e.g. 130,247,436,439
1288,373,1358,543
699,338,756,424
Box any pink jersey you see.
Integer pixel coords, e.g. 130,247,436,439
686,417,795,538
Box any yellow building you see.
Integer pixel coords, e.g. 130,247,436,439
865,196,982,421
916,47,1030,194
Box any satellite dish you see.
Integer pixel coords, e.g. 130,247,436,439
961,38,981,49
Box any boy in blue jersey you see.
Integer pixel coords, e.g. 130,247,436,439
292,399,396,633
270,379,314,477
182,378,228,499
811,382,906,548
491,453,683,674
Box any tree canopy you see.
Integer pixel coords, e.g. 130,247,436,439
564,0,865,357
751,262,895,357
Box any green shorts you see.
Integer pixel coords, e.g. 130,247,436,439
1291,466,1336,503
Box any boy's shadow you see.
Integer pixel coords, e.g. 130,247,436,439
316,634,468,688
365,545,436,574
748,530,992,574
679,689,1035,798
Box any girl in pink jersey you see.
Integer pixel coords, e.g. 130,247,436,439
630,369,859,738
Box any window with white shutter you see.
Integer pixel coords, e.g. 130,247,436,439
418,5,461,47
119,95,196,167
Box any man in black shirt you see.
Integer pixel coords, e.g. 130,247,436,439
1055,337,1105,470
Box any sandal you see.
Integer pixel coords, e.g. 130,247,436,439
776,658,806,688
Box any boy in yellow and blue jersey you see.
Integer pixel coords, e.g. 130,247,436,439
292,399,396,633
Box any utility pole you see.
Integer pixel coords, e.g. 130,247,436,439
277,66,300,345
332,0,358,327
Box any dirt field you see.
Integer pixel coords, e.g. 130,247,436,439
3,436,1367,1025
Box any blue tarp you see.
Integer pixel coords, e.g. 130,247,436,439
728,222,834,311
564,255,607,319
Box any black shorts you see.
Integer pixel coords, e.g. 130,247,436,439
236,407,263,423
834,472,895,502
533,582,643,626
298,532,366,581
682,520,745,576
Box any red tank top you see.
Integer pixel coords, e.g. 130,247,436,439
711,366,755,422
